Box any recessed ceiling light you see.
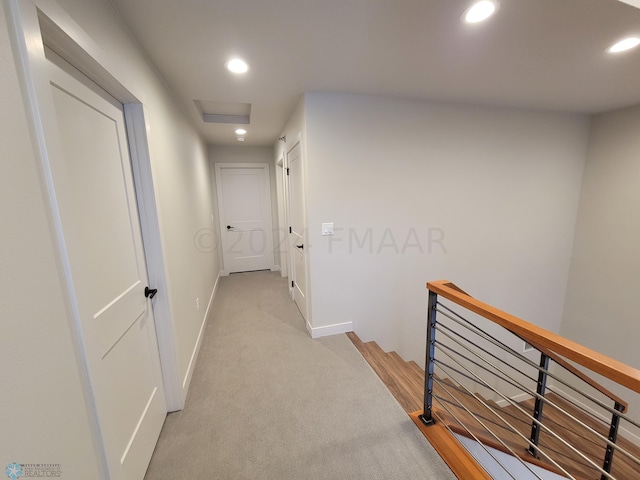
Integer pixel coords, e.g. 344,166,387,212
463,1,497,24
237,137,245,142
608,37,640,54
235,128,247,135
225,58,249,74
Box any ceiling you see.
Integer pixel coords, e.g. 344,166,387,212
107,0,640,146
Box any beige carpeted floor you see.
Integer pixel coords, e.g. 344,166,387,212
144,271,455,479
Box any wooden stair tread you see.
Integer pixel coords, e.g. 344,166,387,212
387,351,425,393
406,360,425,380
357,339,422,413
346,331,366,351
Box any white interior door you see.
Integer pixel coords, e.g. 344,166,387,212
216,163,275,274
287,142,308,320
47,52,166,480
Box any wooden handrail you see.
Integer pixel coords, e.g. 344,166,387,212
427,280,640,397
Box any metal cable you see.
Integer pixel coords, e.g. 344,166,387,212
434,346,617,480
437,302,632,427
434,342,640,470
435,327,533,397
540,411,611,460
433,366,574,479
430,386,523,480
434,327,595,428
433,328,640,469
437,320,538,383
433,385,526,437
434,394,600,472
436,303,640,430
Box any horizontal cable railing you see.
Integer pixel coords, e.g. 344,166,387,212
420,280,640,480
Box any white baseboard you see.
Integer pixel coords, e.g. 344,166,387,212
549,385,640,447
181,270,221,393
307,320,353,339
271,265,280,272
496,392,533,408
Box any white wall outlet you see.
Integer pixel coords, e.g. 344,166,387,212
321,222,334,236
196,297,200,311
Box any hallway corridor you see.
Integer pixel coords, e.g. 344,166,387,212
144,271,454,479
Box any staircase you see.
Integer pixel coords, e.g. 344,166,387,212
346,332,424,413
346,332,640,479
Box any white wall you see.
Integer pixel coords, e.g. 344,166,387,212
208,145,280,271
276,97,307,161
560,103,640,432
303,93,589,367
1,0,218,473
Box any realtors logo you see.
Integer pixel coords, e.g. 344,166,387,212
5,464,60,478
5,464,22,480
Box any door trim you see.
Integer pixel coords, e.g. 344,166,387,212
124,104,182,411
8,0,182,444
275,150,288,278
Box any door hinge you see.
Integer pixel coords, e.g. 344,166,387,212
291,280,294,288
289,226,292,234
286,168,290,176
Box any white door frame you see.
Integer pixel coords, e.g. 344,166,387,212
275,150,288,278
281,148,294,296
7,4,183,474
286,145,296,299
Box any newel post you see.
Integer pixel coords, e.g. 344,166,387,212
420,289,438,426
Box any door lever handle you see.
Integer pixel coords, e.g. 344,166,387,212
226,225,234,230
145,287,158,299
295,244,304,250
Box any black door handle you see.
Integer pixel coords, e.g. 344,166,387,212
226,225,234,230
295,244,304,250
145,287,158,299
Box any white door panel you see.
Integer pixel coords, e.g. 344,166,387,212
93,280,145,357
293,246,307,307
287,142,308,320
216,163,275,273
48,51,166,480
221,170,264,231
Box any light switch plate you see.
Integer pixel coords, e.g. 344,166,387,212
321,222,334,236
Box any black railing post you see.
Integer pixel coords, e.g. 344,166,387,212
419,290,438,426
527,352,550,458
601,402,624,480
